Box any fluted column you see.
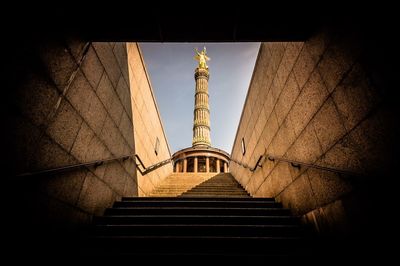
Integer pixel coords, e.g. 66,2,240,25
192,67,211,147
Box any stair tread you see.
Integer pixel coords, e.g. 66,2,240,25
116,200,277,203
90,235,305,240
104,207,291,216
95,224,301,228
108,207,288,210
96,215,296,218
122,197,274,201
114,202,280,205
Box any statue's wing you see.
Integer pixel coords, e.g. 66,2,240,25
205,55,210,61
194,55,200,61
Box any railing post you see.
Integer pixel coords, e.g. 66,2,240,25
250,155,264,172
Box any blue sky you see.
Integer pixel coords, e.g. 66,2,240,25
139,43,260,154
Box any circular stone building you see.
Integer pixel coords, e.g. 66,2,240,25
172,47,230,173
172,146,230,173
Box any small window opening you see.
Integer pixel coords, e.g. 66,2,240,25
154,137,160,155
241,138,246,155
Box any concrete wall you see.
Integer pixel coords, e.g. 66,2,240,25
9,40,173,258
127,43,173,196
13,41,140,229
230,29,397,238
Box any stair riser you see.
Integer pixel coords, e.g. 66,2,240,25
180,187,246,190
157,186,244,189
104,208,291,216
121,197,275,201
113,201,282,208
84,237,311,255
151,189,191,191
94,216,300,225
179,195,251,198
93,225,304,237
181,193,250,196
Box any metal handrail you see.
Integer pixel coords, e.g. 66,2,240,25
230,152,363,177
17,155,132,177
135,155,172,175
265,154,363,177
17,154,172,177
230,155,264,172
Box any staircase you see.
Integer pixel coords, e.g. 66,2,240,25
180,173,250,197
84,173,312,261
147,173,217,197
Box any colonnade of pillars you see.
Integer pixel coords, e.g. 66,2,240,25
174,157,229,173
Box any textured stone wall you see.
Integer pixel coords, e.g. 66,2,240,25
13,41,139,228
127,43,173,196
230,30,397,237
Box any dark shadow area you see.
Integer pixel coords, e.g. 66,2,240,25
4,36,139,263
310,176,397,264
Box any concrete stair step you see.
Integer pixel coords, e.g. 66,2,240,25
92,224,304,237
150,189,189,191
189,189,245,191
178,193,251,199
148,194,188,196
113,200,282,208
93,215,300,225
79,253,309,263
121,197,275,201
104,207,291,216
151,188,193,190
181,193,250,196
181,195,250,197
182,191,249,194
146,194,251,197
156,183,204,185
181,193,249,196
185,184,243,187
184,188,246,191
83,235,312,256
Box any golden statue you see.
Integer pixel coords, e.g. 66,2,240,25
194,47,210,69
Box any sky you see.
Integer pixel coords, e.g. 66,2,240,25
139,43,260,154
